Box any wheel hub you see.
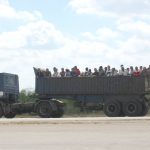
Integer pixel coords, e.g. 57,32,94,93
108,104,116,112
128,104,136,113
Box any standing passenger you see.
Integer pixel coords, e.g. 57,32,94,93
146,66,150,88
104,67,107,76
88,69,93,77
45,68,51,77
60,68,65,77
74,66,80,76
92,68,99,76
65,69,71,77
106,65,112,76
119,65,127,76
130,66,134,76
84,67,89,76
111,68,118,76
141,67,147,76
70,67,76,77
126,68,130,76
99,66,105,76
53,67,59,77
133,66,140,77
139,66,143,74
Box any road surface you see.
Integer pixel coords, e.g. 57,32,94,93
0,117,150,150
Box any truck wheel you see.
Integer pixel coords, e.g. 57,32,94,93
0,105,3,118
123,100,142,117
52,106,64,118
139,103,149,116
37,102,52,118
4,112,16,118
104,100,121,117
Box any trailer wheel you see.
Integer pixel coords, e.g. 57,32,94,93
104,100,121,117
4,112,16,118
0,105,3,118
37,101,52,118
139,102,149,116
123,100,142,117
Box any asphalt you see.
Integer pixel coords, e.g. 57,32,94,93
0,117,150,150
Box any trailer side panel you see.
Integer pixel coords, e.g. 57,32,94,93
35,76,145,96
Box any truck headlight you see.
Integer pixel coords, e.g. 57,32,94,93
0,91,4,97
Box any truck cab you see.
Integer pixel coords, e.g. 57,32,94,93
0,73,19,103
0,73,64,118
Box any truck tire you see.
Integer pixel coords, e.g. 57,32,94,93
51,106,64,118
139,103,149,116
123,100,142,117
0,105,3,118
104,100,121,117
4,112,16,118
37,101,52,118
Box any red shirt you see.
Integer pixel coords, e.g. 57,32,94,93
76,69,80,76
133,71,141,77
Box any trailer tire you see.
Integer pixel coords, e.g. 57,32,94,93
104,100,121,117
37,101,52,118
123,100,142,117
0,105,3,118
4,112,16,118
139,103,149,116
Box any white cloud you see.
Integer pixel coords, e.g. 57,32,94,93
0,0,42,22
0,20,66,49
0,0,9,4
82,27,120,41
69,0,150,19
69,0,99,15
118,21,150,38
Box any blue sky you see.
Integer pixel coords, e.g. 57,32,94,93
10,0,115,37
0,0,150,90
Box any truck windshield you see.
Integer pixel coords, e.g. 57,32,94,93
4,75,17,86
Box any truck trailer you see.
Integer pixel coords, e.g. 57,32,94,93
0,72,150,118
35,75,150,117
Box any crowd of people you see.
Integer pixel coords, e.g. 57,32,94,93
33,65,150,78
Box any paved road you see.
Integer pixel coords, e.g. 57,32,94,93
0,117,150,150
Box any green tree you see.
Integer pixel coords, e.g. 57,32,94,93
19,89,37,103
